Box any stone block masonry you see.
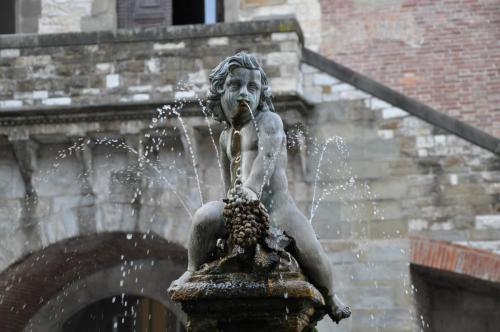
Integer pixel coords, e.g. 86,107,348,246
300,61,500,244
0,19,303,113
237,0,322,51
18,0,116,34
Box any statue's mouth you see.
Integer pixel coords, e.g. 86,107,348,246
238,100,251,112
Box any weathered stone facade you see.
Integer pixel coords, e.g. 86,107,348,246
235,0,322,51
0,18,499,332
16,0,117,34
13,0,499,135
300,62,500,243
0,21,301,114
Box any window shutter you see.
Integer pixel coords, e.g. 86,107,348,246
118,0,172,29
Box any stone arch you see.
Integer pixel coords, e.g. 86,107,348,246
0,131,194,273
0,231,187,331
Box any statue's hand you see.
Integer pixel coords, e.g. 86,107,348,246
227,185,258,201
240,186,258,201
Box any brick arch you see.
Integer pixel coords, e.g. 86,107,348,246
0,232,187,332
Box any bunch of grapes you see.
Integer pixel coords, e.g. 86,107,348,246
222,183,270,249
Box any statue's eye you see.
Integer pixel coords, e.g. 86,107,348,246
248,83,258,92
228,82,240,90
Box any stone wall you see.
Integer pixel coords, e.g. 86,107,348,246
233,0,322,51
0,20,303,269
16,0,42,34
297,60,499,331
0,20,302,113
15,0,117,34
300,62,500,243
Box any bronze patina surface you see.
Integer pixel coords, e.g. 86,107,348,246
169,52,350,330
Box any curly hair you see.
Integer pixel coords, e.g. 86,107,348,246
206,52,274,122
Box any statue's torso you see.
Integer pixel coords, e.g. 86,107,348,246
221,112,289,213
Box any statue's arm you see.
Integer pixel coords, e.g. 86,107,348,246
244,113,285,195
219,129,231,195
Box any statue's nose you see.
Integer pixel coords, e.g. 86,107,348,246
237,90,249,102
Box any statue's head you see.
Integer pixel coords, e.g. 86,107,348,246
207,52,274,124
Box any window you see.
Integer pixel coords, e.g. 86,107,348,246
0,0,15,34
172,0,204,25
118,0,173,29
117,0,223,29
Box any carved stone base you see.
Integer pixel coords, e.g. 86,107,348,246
170,271,326,332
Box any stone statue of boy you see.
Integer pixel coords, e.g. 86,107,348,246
174,52,350,323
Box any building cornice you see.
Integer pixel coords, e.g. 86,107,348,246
0,95,310,126
0,17,304,49
410,236,500,285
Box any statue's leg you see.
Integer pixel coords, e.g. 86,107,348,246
172,201,225,287
188,201,226,271
274,200,350,323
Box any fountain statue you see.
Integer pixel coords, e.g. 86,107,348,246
169,52,351,331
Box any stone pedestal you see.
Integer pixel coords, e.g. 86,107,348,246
169,196,329,331
170,270,326,332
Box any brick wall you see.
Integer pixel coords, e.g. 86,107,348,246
410,237,500,283
319,0,500,137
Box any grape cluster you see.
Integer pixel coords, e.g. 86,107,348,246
222,184,270,249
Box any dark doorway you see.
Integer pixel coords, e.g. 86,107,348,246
0,0,16,34
411,265,500,332
63,295,186,332
172,0,204,25
117,0,223,29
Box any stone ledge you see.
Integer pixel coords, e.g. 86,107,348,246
0,17,304,49
410,236,500,283
170,272,325,332
0,94,311,126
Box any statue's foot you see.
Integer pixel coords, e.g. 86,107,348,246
327,294,351,324
168,271,192,292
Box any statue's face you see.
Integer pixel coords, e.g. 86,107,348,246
221,67,262,127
